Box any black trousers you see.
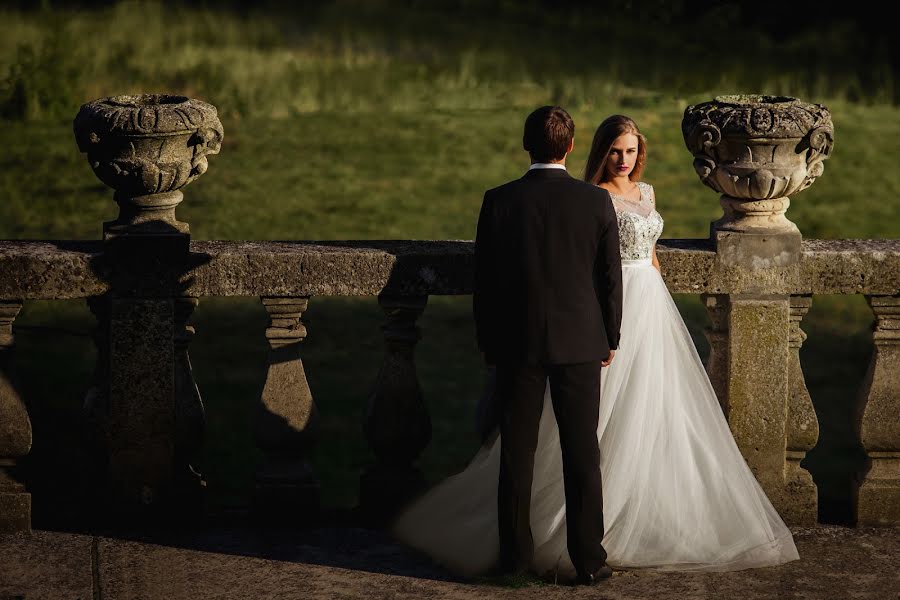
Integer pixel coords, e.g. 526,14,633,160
496,361,607,577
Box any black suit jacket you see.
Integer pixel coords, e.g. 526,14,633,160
473,167,623,365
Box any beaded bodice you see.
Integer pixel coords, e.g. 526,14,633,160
610,181,663,261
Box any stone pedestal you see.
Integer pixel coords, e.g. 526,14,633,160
857,295,900,526
724,295,791,498
360,294,431,523
0,301,31,533
88,242,206,519
107,297,177,510
253,297,319,524
702,291,818,523
713,229,802,267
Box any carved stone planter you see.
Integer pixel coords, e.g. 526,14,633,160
682,95,833,236
73,94,223,239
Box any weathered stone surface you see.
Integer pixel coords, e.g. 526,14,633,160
0,301,31,534
785,295,818,525
723,296,791,506
682,95,833,236
0,239,898,299
0,491,29,535
0,531,93,598
174,296,206,504
703,292,819,524
701,294,729,416
107,297,176,509
361,294,431,523
857,295,900,526
73,94,223,237
2,526,899,599
254,297,320,522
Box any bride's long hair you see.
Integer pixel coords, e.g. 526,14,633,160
583,115,647,185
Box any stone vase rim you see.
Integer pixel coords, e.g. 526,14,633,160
712,94,801,107
74,94,222,143
101,93,191,108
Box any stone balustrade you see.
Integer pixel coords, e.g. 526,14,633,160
0,238,898,532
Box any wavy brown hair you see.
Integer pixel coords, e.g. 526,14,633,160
583,115,647,185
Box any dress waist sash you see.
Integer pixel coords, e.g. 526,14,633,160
621,257,653,268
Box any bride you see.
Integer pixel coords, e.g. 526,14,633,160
391,115,799,580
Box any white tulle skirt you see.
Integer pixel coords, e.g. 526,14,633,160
392,258,799,577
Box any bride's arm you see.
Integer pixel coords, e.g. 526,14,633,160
649,185,661,273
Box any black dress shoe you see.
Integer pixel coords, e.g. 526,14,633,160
575,564,613,585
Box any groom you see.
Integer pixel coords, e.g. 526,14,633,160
473,106,623,585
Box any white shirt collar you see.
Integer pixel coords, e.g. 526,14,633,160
528,163,567,171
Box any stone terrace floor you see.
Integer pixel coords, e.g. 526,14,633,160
1,521,898,599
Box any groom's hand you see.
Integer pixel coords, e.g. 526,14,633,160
601,350,616,367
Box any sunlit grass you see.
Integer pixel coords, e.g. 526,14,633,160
1,2,895,121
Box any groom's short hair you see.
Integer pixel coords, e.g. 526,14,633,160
523,106,575,163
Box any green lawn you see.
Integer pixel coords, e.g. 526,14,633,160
2,2,897,525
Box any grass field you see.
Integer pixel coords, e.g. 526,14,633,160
2,2,897,526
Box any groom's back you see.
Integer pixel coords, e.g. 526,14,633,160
477,169,619,364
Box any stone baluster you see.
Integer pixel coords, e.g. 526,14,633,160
253,297,319,522
360,294,431,523
0,301,31,533
174,297,206,506
785,295,818,524
701,293,730,417
857,295,900,526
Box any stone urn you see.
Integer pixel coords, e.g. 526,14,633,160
682,95,833,237
73,94,223,239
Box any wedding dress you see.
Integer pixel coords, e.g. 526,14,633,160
392,182,799,577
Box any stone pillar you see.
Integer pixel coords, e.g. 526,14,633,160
253,297,319,523
706,294,818,524
106,296,178,510
857,295,900,526
360,294,431,523
174,297,206,505
785,295,818,524
0,301,31,534
721,295,792,506
701,293,730,417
